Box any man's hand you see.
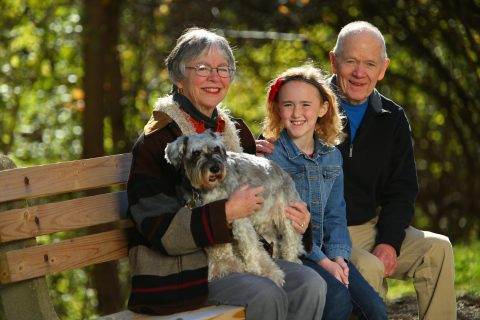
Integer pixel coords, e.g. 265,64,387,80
372,243,397,277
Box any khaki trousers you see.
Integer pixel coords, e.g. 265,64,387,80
348,218,456,320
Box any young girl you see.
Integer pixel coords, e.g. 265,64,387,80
263,65,387,320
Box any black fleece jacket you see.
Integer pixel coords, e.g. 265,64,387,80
331,77,419,255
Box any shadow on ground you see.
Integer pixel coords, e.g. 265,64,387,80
387,294,480,320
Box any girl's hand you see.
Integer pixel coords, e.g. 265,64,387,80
255,139,275,157
319,258,349,287
334,257,350,285
285,201,310,234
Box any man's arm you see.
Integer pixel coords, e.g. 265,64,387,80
375,109,419,271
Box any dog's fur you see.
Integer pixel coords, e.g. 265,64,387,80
165,131,305,286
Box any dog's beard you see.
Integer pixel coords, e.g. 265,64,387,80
186,161,226,190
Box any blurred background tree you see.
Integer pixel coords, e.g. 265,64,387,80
0,0,478,318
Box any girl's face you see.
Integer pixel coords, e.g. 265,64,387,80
278,80,328,142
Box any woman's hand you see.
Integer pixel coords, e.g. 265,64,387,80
319,257,349,287
255,139,275,157
225,185,264,223
285,201,310,234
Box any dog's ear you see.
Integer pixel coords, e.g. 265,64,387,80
165,136,188,168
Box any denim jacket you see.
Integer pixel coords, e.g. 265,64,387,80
267,130,351,262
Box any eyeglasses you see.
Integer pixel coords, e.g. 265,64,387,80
185,64,235,78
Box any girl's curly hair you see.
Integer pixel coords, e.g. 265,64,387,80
263,64,345,147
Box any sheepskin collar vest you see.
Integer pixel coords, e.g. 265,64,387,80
145,95,243,153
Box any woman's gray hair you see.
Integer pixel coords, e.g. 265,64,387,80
333,21,388,60
165,27,236,85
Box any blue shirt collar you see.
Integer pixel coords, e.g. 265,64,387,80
278,129,334,160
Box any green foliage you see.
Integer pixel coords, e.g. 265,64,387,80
387,278,415,300
0,0,83,165
47,268,99,320
453,241,480,296
46,258,131,320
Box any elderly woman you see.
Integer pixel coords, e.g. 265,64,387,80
126,28,326,319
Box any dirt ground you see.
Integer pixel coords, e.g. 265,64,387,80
387,294,480,320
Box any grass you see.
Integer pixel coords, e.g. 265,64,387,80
386,240,480,300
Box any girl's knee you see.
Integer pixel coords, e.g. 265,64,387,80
324,287,353,320
367,301,388,320
328,282,351,305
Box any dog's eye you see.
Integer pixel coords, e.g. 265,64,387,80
214,146,221,153
192,150,201,158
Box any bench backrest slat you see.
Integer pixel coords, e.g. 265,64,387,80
0,153,132,203
0,228,130,284
0,191,129,243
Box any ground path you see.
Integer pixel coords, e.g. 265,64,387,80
387,295,479,319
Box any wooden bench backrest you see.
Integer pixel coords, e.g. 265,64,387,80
0,154,133,284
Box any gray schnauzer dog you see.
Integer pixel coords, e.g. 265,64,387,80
165,131,305,286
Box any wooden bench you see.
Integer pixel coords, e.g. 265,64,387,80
0,154,245,320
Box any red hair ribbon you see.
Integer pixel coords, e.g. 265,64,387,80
268,77,285,103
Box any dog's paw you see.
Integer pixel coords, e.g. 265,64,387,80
208,263,222,281
281,251,302,263
268,268,286,287
208,257,245,281
208,263,231,280
289,257,302,264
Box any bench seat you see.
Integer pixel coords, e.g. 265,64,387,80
0,154,245,320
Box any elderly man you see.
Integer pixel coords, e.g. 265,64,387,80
328,21,456,319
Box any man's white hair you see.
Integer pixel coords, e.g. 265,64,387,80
332,21,388,60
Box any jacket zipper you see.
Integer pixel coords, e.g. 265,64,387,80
349,144,353,158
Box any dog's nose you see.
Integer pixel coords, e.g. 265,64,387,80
210,164,220,173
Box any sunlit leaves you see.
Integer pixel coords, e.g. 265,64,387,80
0,0,83,164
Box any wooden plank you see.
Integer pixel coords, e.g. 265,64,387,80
0,153,132,203
0,191,129,243
101,306,245,320
0,229,131,284
0,154,59,320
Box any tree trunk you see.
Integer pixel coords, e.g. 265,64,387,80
82,0,124,315
103,0,129,154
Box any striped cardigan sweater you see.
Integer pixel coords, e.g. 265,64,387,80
127,96,256,315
